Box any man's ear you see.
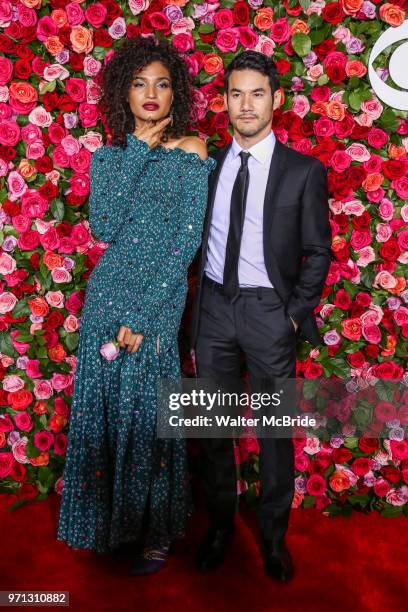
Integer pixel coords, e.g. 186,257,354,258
224,91,228,110
273,88,284,110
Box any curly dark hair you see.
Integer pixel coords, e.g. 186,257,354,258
99,35,193,148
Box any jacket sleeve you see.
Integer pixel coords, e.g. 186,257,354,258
88,136,158,243
119,153,216,334
286,159,332,326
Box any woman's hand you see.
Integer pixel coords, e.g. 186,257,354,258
133,116,171,149
116,326,144,353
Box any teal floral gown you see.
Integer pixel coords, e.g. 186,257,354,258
57,133,216,553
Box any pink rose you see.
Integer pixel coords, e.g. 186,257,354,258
100,341,120,361
362,324,381,344
85,2,107,28
350,229,371,250
26,359,43,379
51,373,72,391
376,223,392,243
12,437,29,463
70,223,91,245
78,102,99,127
0,120,21,146
33,379,54,400
51,268,72,283
21,190,49,219
331,150,352,172
17,4,37,27
70,147,91,173
2,375,24,392
292,95,310,118
26,141,45,160
14,412,33,432
63,315,79,332
390,440,408,461
66,2,85,26
378,198,394,221
7,171,27,201
36,16,58,42
394,306,408,327
0,56,13,86
0,252,16,275
69,173,90,196
34,430,54,451
0,292,18,314
215,28,239,52
270,17,290,43
373,271,397,289
397,229,408,251
21,123,42,144
346,142,370,162
48,122,66,144
52,144,70,168
28,106,53,128
239,26,259,49
45,291,64,308
392,177,408,200
65,79,87,104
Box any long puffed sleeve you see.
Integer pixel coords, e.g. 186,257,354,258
119,153,217,334
88,135,159,243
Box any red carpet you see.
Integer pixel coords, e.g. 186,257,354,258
0,493,407,612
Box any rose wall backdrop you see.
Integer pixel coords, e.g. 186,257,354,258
0,0,407,518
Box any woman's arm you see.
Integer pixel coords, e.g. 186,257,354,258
88,135,158,243
119,143,216,335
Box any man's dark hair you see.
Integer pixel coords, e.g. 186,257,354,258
224,51,279,97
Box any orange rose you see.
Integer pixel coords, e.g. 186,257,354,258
33,401,48,415
329,470,351,493
388,276,406,295
290,19,309,35
379,3,405,26
49,415,67,433
346,60,367,78
341,0,363,15
203,53,223,75
30,452,50,467
380,334,396,357
18,160,36,179
48,343,67,363
70,25,94,54
332,236,348,252
20,0,41,7
208,94,226,113
51,9,68,28
9,82,38,104
43,251,64,270
254,7,274,31
165,0,189,6
45,36,64,56
326,100,346,121
0,431,5,448
28,296,50,317
291,491,304,508
362,172,383,192
388,144,406,159
310,101,328,116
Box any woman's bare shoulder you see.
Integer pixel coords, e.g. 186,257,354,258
176,136,208,160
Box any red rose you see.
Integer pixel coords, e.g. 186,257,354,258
351,457,373,476
347,351,365,368
358,437,379,453
29,252,40,270
127,23,141,38
314,39,336,61
332,447,353,463
275,59,291,74
380,238,400,262
382,159,407,180
42,92,59,111
334,288,352,310
69,53,84,72
304,362,323,379
322,2,345,24
0,34,15,53
14,59,32,80
381,466,401,484
44,310,65,330
94,29,113,47
8,389,33,411
372,361,400,379
347,165,366,189
35,156,53,173
233,1,250,25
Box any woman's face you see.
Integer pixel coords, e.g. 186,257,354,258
127,60,174,124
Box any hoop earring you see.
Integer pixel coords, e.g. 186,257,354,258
169,111,174,127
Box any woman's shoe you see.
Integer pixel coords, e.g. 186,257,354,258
129,542,173,576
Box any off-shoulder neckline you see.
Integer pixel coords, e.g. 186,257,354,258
126,132,216,165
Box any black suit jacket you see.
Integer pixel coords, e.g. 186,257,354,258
191,138,332,348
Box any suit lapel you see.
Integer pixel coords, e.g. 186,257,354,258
263,139,289,302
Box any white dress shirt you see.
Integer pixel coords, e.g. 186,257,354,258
204,131,275,287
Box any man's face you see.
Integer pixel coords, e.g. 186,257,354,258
224,69,274,138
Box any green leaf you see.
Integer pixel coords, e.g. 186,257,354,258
348,91,362,111
292,33,312,58
0,332,17,357
303,495,316,508
50,199,65,222
380,505,403,517
12,298,31,318
64,332,79,352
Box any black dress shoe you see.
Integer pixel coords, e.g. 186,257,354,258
196,526,234,572
261,539,294,582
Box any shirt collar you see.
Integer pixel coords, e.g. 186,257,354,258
230,131,276,165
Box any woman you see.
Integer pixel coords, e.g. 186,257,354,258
56,35,216,575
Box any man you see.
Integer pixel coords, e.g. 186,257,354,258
191,51,332,581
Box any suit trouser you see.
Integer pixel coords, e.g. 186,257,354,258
195,275,296,545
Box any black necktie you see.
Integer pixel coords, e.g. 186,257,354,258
223,150,251,302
